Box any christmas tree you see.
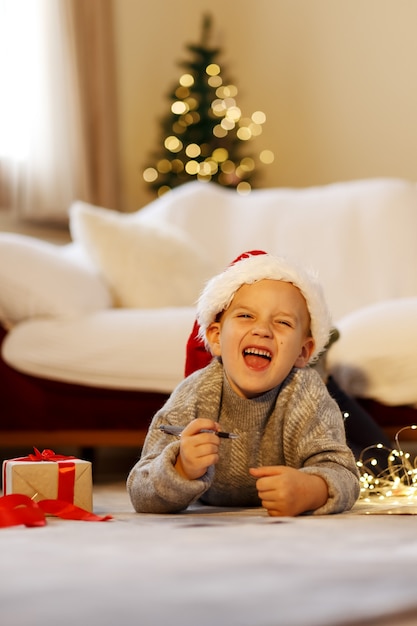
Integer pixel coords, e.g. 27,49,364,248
143,14,273,197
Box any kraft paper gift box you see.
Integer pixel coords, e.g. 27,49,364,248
2,450,93,512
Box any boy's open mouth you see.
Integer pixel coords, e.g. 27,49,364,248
243,347,272,369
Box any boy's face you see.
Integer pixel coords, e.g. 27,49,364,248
206,279,315,399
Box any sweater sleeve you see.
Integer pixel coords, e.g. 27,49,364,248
127,363,221,513
128,438,214,513
282,369,360,515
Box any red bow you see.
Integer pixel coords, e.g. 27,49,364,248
17,447,76,463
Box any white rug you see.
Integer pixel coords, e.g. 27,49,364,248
1,482,417,626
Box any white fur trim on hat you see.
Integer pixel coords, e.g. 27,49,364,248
196,253,332,363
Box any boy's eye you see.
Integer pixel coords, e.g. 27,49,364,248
277,319,292,327
238,313,253,319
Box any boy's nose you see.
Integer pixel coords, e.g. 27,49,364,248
251,322,272,338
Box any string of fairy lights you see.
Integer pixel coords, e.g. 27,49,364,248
357,425,417,503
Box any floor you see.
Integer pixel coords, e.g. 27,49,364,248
2,480,417,626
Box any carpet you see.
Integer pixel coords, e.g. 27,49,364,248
1,482,417,626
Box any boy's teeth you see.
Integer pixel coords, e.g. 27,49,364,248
244,348,271,360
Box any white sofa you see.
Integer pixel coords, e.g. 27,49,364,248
1,178,417,448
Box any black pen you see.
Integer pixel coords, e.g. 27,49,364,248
158,424,239,439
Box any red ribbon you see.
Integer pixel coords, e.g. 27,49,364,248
0,494,112,528
56,462,75,503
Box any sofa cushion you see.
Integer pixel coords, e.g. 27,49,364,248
137,179,417,322
69,201,216,308
0,233,111,328
2,308,197,392
327,298,417,407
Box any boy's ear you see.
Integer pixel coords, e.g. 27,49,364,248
294,337,315,368
205,322,222,356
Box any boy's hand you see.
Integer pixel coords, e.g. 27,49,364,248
175,418,221,480
249,466,328,517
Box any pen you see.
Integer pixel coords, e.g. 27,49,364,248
158,424,239,439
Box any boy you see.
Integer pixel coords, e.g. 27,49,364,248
127,252,360,516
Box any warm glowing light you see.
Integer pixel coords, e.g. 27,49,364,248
212,99,226,116
185,160,199,175
252,110,266,124
260,150,275,164
206,63,220,76
156,159,172,173
143,167,158,183
213,124,227,138
185,97,198,110
237,181,252,195
216,84,238,98
171,101,189,115
237,127,252,141
226,106,241,122
249,122,263,136
198,161,212,176
220,160,235,174
171,159,184,173
185,143,201,158
240,157,255,172
222,97,234,108
204,159,218,174
221,118,235,131
157,185,171,197
189,111,200,123
175,86,189,99
212,148,228,162
164,136,183,153
182,113,194,126
208,75,222,88
179,73,194,87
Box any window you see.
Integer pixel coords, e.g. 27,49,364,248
0,0,44,160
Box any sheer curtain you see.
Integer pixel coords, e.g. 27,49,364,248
0,0,119,223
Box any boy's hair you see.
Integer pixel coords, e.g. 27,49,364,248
196,251,332,364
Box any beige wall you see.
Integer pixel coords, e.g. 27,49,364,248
113,0,417,211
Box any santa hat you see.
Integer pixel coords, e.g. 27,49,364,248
196,250,332,364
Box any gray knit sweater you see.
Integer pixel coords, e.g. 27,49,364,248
127,359,360,515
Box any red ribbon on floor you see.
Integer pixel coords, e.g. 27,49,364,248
0,494,112,528
0,494,46,528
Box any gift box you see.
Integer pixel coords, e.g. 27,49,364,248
2,449,93,512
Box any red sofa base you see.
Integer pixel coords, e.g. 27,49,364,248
0,325,169,450
357,398,417,443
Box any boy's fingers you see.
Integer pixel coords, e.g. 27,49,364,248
183,418,218,436
249,466,284,477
